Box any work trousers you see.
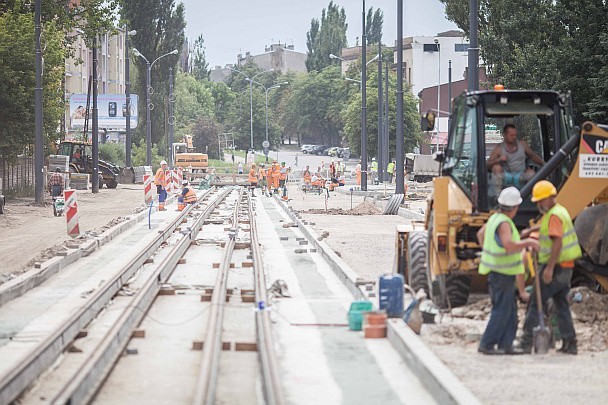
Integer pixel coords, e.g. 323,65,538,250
479,272,518,351
522,265,575,343
51,185,63,198
157,186,167,203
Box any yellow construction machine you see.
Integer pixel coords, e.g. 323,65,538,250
172,135,208,173
398,89,608,307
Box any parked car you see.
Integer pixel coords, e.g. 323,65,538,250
301,144,316,154
337,147,351,159
326,147,339,157
311,145,329,155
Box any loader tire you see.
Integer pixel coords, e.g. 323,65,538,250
445,274,471,308
106,179,118,189
408,231,429,297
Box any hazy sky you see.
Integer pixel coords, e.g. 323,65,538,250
179,0,458,68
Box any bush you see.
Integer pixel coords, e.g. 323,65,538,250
99,143,126,167
131,142,164,170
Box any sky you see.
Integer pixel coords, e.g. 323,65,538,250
179,0,459,68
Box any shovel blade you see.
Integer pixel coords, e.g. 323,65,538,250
533,325,551,354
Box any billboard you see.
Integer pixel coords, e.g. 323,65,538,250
69,94,138,129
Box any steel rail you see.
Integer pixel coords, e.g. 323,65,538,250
51,187,233,404
193,189,243,405
0,188,215,405
248,194,285,405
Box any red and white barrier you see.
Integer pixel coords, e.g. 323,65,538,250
64,189,80,237
143,174,154,204
177,167,183,187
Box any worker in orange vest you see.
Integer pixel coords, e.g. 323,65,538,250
355,160,362,186
271,161,280,193
248,163,258,196
266,164,274,195
177,180,197,210
154,160,168,211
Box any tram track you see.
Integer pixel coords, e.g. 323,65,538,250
0,187,227,404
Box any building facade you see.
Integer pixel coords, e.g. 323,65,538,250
237,43,307,74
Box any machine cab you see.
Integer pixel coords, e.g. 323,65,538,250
441,89,577,224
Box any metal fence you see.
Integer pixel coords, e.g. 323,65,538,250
0,155,35,196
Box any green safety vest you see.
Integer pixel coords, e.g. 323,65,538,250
371,161,378,171
538,203,582,264
478,213,525,276
387,162,395,174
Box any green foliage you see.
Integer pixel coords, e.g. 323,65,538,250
173,71,215,141
440,0,608,123
365,7,383,45
305,2,348,72
278,66,350,146
191,34,209,80
0,3,64,161
99,143,126,167
131,141,163,168
191,116,221,159
342,68,422,157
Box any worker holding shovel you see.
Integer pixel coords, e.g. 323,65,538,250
521,180,582,355
476,187,539,355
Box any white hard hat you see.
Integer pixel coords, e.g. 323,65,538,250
182,180,189,186
160,160,167,165
372,157,376,161
497,187,522,207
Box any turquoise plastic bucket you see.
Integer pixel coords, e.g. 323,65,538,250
348,301,373,331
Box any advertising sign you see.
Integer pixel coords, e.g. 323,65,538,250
69,94,138,129
579,134,608,178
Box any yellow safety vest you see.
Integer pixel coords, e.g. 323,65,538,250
478,212,525,276
538,203,582,264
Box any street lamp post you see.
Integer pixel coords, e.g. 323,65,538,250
264,82,288,162
132,48,178,166
124,28,136,167
361,0,368,191
434,38,441,152
34,0,44,203
377,43,384,183
228,67,273,160
395,0,405,195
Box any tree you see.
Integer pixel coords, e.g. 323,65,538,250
0,2,64,162
440,0,608,123
365,7,383,45
120,0,186,147
191,34,209,80
305,2,348,72
279,66,350,146
172,71,215,141
342,68,422,157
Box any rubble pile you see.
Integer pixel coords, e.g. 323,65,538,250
302,202,381,216
570,287,608,351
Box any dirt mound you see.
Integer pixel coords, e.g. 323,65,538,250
571,287,608,351
301,202,381,216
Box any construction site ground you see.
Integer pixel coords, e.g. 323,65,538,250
1,178,607,404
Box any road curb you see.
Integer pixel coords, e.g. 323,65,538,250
0,206,150,307
274,195,480,405
387,319,482,405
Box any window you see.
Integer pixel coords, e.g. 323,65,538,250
455,43,469,52
423,44,439,52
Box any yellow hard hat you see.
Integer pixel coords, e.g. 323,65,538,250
531,180,557,202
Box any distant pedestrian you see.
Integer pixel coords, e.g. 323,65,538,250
521,180,582,354
231,151,235,163
48,168,65,197
370,158,378,184
477,187,537,355
295,153,299,166
238,162,243,174
356,160,362,186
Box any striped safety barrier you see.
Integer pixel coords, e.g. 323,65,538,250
64,189,80,237
143,174,154,204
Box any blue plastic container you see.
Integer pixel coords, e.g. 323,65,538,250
378,274,404,318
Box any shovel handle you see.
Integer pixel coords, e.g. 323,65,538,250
532,255,547,329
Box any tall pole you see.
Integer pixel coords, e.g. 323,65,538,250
34,0,44,204
384,59,389,181
448,60,452,132
377,43,383,183
249,80,254,153
395,0,405,195
468,0,479,91
265,89,269,145
145,61,152,166
436,41,441,152
92,36,100,193
361,0,368,191
168,67,174,167
125,26,132,167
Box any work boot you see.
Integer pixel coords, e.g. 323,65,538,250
519,337,533,354
558,339,578,355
